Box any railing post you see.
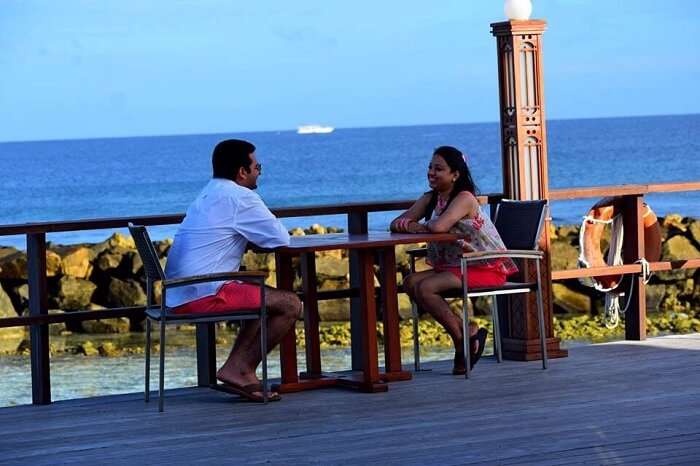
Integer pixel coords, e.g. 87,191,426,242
348,211,368,371
27,233,51,405
622,195,647,340
196,323,217,386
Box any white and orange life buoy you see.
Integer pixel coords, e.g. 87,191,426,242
578,197,661,291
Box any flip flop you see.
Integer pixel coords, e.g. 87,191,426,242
452,328,488,375
470,328,488,370
217,380,281,402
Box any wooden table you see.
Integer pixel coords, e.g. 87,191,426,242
273,232,457,393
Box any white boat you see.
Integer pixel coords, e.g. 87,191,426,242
297,124,334,134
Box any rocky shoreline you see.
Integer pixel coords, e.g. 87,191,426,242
1,216,699,356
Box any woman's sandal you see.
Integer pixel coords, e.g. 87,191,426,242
452,328,489,375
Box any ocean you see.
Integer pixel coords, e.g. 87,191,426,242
1,114,699,249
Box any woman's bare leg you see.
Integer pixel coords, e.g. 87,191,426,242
414,272,478,353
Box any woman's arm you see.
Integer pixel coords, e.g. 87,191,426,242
426,192,478,233
390,193,431,233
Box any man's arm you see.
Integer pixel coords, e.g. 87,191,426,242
234,193,290,248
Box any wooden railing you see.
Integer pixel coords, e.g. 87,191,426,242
2,182,700,405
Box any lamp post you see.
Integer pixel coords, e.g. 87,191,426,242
491,1,567,360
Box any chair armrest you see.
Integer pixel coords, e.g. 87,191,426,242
462,250,543,261
163,271,267,288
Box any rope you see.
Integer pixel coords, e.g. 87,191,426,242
603,258,654,329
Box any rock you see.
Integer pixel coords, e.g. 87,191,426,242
89,232,135,258
552,283,591,313
550,240,579,271
82,306,130,333
98,341,121,357
108,232,136,250
556,225,579,240
326,226,344,233
318,277,349,291
241,251,276,271
318,299,349,321
657,235,700,281
52,276,97,310
153,239,173,258
661,286,687,313
304,224,326,235
289,228,305,236
0,247,19,274
317,249,343,260
395,243,425,269
398,293,413,320
414,258,432,273
124,251,143,276
105,278,146,307
447,298,475,317
152,281,162,305
0,285,17,316
264,273,277,288
11,284,29,313
661,214,687,233
689,220,700,246
95,247,130,273
76,341,99,356
645,284,666,313
316,256,348,279
473,297,491,316
0,286,24,353
0,250,61,279
53,245,94,279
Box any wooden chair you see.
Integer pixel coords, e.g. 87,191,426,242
128,223,269,412
407,199,549,378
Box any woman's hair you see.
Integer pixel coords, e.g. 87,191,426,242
423,145,478,221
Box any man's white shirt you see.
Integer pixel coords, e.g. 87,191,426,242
164,178,290,307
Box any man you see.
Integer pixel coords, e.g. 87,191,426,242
165,139,301,402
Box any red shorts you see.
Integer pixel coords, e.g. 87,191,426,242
172,281,262,314
433,265,507,288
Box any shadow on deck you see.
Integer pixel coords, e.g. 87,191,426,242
1,334,699,465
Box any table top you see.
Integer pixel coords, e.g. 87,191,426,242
275,231,458,253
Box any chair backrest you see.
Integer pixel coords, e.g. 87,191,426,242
128,223,165,282
493,199,547,250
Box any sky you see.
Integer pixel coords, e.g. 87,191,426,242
1,0,699,142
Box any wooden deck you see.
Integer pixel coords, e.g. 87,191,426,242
1,334,699,465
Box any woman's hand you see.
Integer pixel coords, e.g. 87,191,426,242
391,217,430,233
407,221,430,233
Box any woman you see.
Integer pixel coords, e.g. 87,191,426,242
391,146,517,374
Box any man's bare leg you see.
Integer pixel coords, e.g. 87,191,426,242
216,287,302,393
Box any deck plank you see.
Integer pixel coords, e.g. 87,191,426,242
0,334,699,465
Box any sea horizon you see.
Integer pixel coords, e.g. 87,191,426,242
2,111,698,145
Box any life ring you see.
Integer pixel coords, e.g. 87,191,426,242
578,196,661,290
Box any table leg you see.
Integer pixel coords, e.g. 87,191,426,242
275,252,299,386
300,252,322,378
339,248,387,392
378,247,412,382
